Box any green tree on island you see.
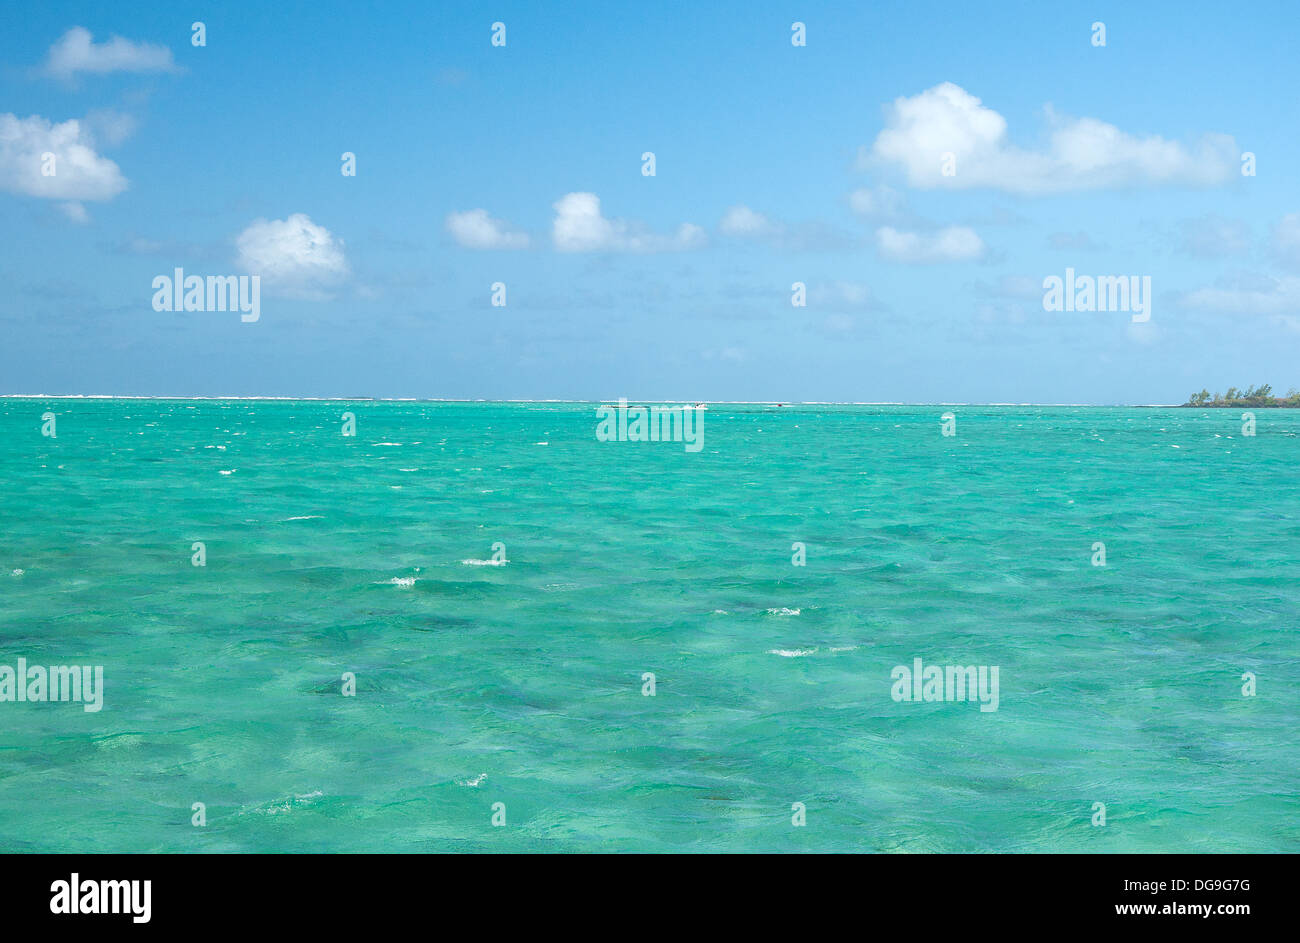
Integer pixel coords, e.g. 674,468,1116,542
1185,384,1300,407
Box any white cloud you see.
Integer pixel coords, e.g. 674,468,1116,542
445,209,529,249
875,225,984,263
552,192,705,252
235,214,349,298
0,113,127,203
869,82,1237,194
719,204,780,237
43,27,178,80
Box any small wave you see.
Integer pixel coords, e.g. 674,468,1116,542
281,515,323,521
218,469,236,475
384,577,416,587
461,558,506,566
10,569,24,577
768,648,817,657
458,773,487,787
243,790,324,817
765,607,801,616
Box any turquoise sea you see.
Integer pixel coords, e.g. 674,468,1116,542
1,399,1297,852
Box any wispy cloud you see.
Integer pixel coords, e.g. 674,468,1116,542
1176,272,1300,328
875,225,985,263
719,205,779,237
717,204,855,251
847,184,906,222
42,27,178,81
552,192,704,253
445,209,529,249
867,82,1238,194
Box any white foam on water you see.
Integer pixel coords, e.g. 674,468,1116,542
461,558,506,566
458,773,487,787
768,648,817,657
766,607,801,616
245,790,325,817
219,469,236,475
384,577,416,587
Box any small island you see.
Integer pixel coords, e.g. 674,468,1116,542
1183,385,1300,407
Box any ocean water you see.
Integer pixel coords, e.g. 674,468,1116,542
1,399,1297,853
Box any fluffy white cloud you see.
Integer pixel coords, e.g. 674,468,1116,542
552,192,705,252
235,214,348,298
43,27,178,80
445,209,529,249
869,82,1237,194
0,113,127,203
719,204,779,237
875,225,984,263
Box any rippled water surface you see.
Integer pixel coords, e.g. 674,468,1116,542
1,400,1297,851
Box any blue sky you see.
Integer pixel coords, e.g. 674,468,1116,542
2,0,1298,402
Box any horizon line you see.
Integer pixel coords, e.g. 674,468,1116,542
1,394,1191,407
